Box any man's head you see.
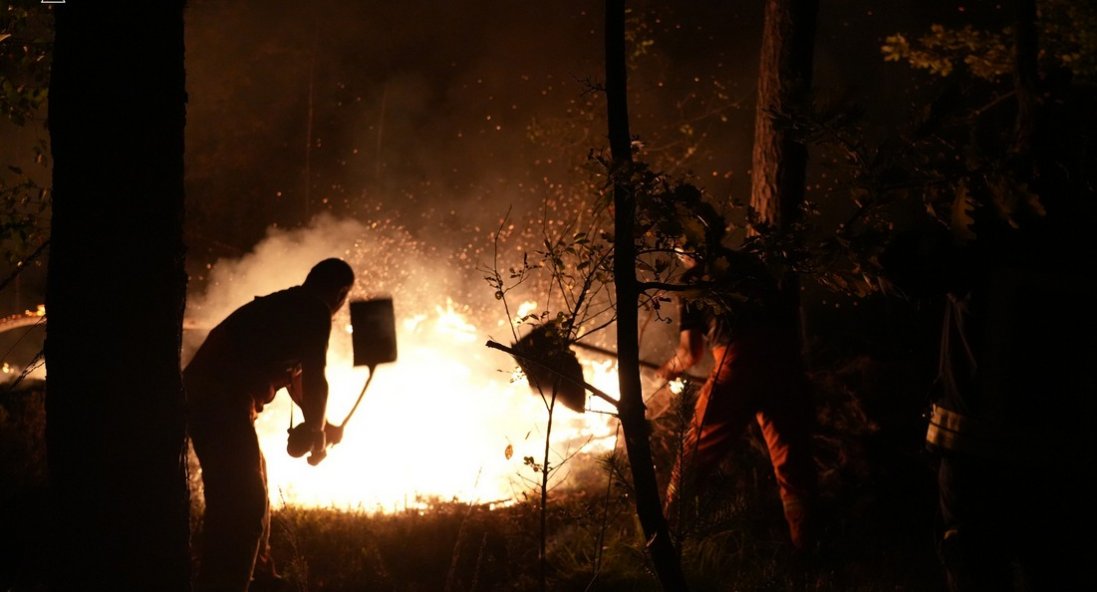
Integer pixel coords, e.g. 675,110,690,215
669,193,726,271
304,258,355,313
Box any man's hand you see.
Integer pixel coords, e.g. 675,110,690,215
305,425,327,466
324,422,344,446
286,422,326,459
288,420,340,465
655,362,680,382
308,424,326,455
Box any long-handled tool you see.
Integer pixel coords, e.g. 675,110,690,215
292,363,378,465
288,297,398,465
492,323,703,415
571,340,705,382
569,340,707,419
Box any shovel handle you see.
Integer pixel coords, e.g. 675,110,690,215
302,368,376,466
338,364,376,430
568,341,707,383
571,341,660,370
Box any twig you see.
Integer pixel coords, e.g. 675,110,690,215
0,239,49,294
444,468,484,592
586,424,622,592
1,348,43,395
539,392,555,592
490,208,520,345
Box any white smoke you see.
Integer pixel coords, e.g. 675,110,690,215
184,214,620,512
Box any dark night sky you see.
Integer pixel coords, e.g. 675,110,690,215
2,0,1012,326
180,1,998,271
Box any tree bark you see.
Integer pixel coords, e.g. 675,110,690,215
605,1,688,590
749,0,818,347
1012,0,1038,155
750,0,818,232
46,2,190,590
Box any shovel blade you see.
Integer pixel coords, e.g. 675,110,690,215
350,298,398,367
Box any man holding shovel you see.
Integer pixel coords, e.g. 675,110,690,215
184,258,354,592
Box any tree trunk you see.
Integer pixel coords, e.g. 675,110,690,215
1012,0,1038,155
605,1,688,590
749,0,818,345
750,0,818,232
46,2,190,590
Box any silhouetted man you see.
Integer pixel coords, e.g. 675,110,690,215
185,258,354,592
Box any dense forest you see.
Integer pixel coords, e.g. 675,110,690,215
2,1,1094,590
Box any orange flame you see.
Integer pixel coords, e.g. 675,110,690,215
255,302,620,511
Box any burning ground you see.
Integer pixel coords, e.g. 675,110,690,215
183,214,662,512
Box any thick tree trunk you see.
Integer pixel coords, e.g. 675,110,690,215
749,0,818,346
605,1,688,590
46,2,190,590
1012,0,1038,155
750,0,818,231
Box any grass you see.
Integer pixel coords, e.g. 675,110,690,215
253,407,944,592
254,462,942,592
2,353,947,591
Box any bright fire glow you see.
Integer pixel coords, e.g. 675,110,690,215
179,216,676,513
254,302,621,512
514,300,538,324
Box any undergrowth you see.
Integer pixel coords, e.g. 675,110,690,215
1,348,946,592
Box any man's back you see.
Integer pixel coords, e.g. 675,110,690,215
678,247,791,353
185,286,331,410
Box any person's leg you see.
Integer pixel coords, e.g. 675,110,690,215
252,449,285,586
936,454,1013,592
755,380,817,550
665,351,756,517
191,415,268,592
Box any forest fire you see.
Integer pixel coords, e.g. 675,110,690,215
0,275,625,513
181,219,632,512
251,299,620,512
5,0,1094,588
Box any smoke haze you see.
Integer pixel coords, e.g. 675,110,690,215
184,214,626,510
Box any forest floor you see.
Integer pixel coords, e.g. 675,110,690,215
2,348,948,592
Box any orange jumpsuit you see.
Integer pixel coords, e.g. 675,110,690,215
664,258,817,549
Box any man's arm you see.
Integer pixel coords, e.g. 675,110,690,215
299,360,328,425
656,329,705,381
284,364,304,405
297,309,332,458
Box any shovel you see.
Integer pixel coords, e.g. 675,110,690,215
290,297,398,465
